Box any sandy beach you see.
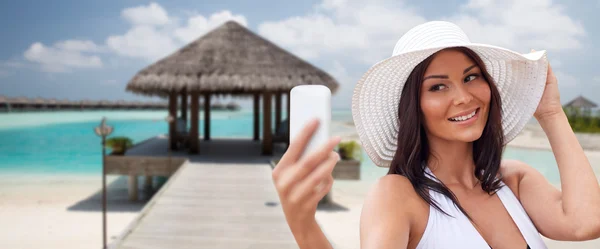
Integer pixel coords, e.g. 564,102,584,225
0,175,147,249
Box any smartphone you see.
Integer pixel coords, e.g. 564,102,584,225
289,85,332,158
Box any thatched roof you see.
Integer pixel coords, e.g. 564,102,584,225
126,21,339,97
80,100,97,106
58,99,72,105
226,102,240,111
564,95,597,109
46,98,58,105
98,100,111,107
9,97,31,104
33,97,47,105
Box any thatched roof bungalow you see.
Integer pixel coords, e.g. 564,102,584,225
564,95,598,116
58,99,74,109
564,95,597,109
9,96,32,110
226,102,240,111
125,21,339,154
32,97,47,109
46,98,59,109
0,95,9,112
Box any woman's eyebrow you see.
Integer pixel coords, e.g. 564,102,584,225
423,64,478,81
463,64,477,74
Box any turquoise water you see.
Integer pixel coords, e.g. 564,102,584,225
359,148,560,185
0,110,560,185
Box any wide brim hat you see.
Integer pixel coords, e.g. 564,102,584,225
352,21,548,168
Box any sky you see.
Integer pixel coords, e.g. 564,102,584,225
1,0,599,110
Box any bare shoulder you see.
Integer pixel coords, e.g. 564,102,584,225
360,174,422,248
500,159,536,200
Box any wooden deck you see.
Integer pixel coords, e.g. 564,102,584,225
109,137,298,249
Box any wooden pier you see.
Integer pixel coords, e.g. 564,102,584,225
107,137,299,249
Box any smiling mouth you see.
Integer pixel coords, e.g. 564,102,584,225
448,108,480,122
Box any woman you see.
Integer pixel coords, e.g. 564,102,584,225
271,21,600,249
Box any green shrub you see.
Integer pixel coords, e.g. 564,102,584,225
563,107,600,133
337,140,362,161
106,136,133,155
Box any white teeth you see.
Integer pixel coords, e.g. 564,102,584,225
450,110,477,122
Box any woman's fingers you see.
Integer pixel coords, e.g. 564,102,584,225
296,136,341,175
307,175,334,206
287,151,339,206
278,118,319,167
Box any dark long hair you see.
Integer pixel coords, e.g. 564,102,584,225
388,47,505,220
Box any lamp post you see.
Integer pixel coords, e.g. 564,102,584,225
94,117,113,249
165,115,174,171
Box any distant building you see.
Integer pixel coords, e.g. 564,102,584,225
563,95,598,116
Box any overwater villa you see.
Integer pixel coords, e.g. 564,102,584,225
0,97,240,112
564,95,598,116
105,20,347,249
124,20,339,155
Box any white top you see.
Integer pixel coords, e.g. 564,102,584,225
416,167,547,249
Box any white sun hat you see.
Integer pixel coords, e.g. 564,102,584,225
351,21,548,168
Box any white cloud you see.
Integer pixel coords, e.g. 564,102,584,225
106,4,246,61
258,0,425,64
23,41,103,73
555,70,578,87
21,3,247,70
329,60,353,85
593,76,600,83
0,59,27,76
2,60,26,68
174,10,248,43
121,2,169,26
55,40,102,52
106,25,179,61
452,0,585,52
257,0,585,65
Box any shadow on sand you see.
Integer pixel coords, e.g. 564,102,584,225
317,200,350,212
66,176,161,213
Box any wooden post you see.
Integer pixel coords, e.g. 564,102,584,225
128,174,138,201
204,93,211,141
253,93,260,141
190,92,199,154
181,91,187,121
168,92,177,150
262,92,273,155
144,175,153,191
275,92,282,133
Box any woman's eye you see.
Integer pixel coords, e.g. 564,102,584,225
464,74,478,83
429,84,446,91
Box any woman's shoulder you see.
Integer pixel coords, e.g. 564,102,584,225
500,159,533,200
362,174,427,221
360,174,428,248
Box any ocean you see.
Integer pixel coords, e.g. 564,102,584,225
0,109,560,184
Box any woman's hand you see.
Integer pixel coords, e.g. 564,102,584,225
533,50,563,122
272,118,341,234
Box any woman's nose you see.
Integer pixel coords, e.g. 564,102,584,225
452,84,473,106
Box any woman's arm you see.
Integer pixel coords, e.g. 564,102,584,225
510,111,600,241
290,219,333,249
360,174,413,249
289,174,413,249
511,59,600,241
271,119,341,249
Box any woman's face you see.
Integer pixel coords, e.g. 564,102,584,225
420,49,491,143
